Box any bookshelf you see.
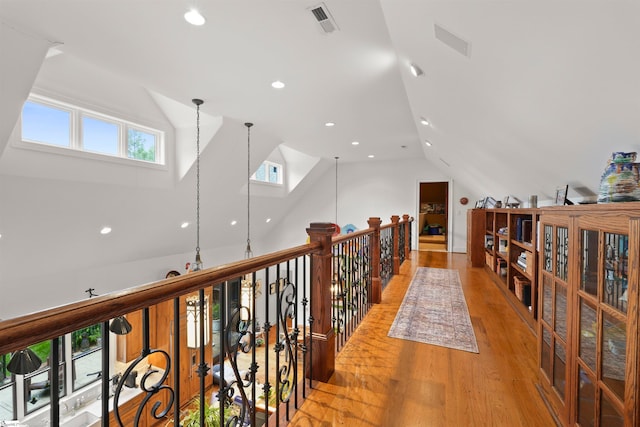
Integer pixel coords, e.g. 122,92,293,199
469,208,539,329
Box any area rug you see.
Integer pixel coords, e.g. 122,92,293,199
388,267,479,353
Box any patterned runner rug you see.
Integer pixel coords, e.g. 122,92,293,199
388,267,479,353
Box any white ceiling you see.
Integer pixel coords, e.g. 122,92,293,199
1,0,639,283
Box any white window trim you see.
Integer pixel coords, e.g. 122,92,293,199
17,94,166,169
251,160,283,186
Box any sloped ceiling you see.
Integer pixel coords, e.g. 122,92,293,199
1,1,639,285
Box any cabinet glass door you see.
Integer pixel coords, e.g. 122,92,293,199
539,222,569,408
576,228,627,427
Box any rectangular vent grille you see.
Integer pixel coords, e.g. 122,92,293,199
311,7,328,22
309,3,339,34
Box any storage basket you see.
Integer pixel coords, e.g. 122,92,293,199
514,276,531,306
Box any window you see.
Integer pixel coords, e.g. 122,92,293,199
21,95,164,165
71,324,102,391
23,340,66,415
0,354,15,420
251,161,283,185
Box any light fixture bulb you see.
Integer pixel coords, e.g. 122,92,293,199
271,80,285,89
181,222,189,229
368,154,375,158
425,140,432,147
351,141,359,146
420,117,430,126
231,220,237,226
100,226,112,235
184,9,206,26
325,122,335,127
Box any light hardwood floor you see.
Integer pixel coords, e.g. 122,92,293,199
287,251,557,426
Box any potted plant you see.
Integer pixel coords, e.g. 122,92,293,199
212,303,221,332
167,397,231,427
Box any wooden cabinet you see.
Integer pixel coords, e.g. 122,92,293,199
116,306,158,363
109,393,146,426
537,204,639,427
467,209,486,267
470,208,539,329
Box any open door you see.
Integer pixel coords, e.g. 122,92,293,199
418,182,448,251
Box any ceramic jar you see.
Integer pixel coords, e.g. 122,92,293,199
598,152,640,203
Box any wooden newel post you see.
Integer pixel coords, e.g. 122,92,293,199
403,214,410,259
368,217,382,304
306,222,336,382
391,215,400,275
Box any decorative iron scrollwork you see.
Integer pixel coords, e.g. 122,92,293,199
112,348,173,427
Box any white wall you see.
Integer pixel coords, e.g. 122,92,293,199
0,156,476,320
261,157,476,254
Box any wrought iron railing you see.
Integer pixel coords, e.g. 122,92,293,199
331,230,372,353
380,224,394,288
0,216,412,427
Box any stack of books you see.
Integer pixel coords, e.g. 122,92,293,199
517,251,528,270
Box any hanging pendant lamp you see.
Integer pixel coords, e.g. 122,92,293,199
192,98,204,272
7,348,42,375
109,316,133,335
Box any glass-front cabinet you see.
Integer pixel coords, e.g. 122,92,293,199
538,215,571,423
576,219,629,427
538,207,639,427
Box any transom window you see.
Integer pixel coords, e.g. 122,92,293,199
21,95,164,164
251,161,283,185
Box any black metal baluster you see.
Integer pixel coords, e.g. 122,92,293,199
50,336,60,427
173,298,180,427
101,322,110,426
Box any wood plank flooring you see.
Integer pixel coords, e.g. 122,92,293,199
287,251,557,426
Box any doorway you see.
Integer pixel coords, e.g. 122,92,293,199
418,182,448,252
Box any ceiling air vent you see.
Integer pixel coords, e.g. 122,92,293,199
309,3,339,34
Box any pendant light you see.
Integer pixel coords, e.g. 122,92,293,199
241,122,256,321
192,99,204,272
109,316,133,335
7,348,42,375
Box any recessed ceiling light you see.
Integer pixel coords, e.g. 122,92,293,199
184,9,206,26
271,80,285,89
266,218,272,223
425,140,432,147
410,63,424,77
181,222,190,229
420,117,430,126
231,220,237,226
368,154,375,159
325,122,335,127
100,226,112,235
351,141,359,146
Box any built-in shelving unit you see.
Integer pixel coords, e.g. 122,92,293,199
468,208,539,329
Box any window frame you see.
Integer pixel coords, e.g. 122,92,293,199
251,160,283,186
19,94,165,167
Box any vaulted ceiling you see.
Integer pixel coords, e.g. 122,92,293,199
1,1,639,286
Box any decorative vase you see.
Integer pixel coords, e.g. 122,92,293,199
598,152,640,203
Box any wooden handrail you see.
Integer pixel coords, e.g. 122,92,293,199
0,242,321,355
331,227,374,245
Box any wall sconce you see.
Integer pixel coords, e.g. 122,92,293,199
7,348,42,375
186,295,209,348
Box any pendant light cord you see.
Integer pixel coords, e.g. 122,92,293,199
335,156,339,225
192,99,204,268
245,122,254,258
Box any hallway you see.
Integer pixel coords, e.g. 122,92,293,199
289,251,557,426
